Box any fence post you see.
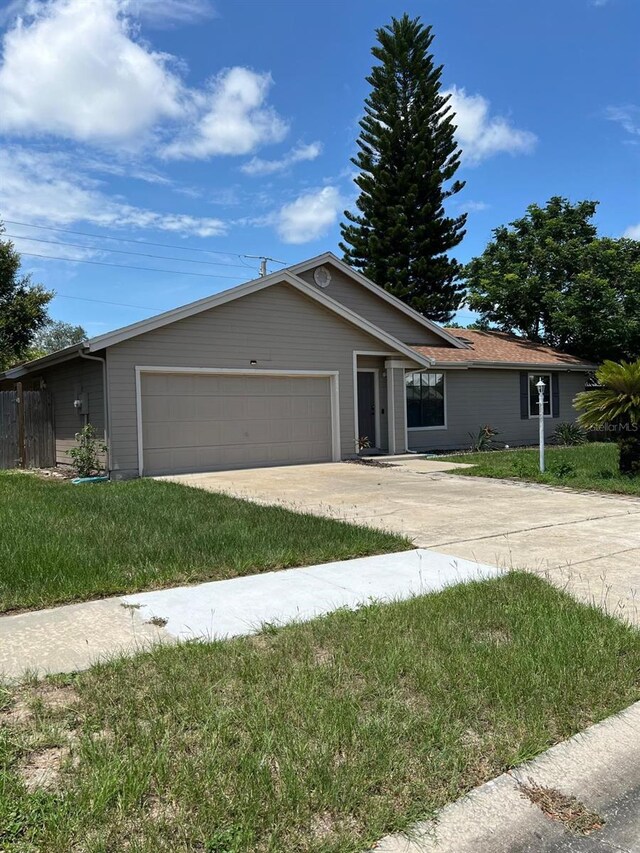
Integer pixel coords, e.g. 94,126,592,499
16,381,26,469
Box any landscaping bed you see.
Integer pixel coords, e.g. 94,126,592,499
0,471,410,613
1,573,639,852
445,443,640,496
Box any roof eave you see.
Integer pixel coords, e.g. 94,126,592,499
1,344,88,379
465,360,595,371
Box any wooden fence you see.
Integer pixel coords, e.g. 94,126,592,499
0,386,55,469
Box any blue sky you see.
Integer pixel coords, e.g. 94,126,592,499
0,0,638,335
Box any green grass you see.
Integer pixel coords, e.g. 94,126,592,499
1,573,639,851
0,471,409,613
445,442,640,496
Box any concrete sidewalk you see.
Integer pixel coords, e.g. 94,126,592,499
374,700,640,852
0,548,500,681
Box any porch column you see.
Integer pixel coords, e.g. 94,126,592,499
384,361,408,455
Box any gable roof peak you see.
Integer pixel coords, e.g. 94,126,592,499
287,255,465,349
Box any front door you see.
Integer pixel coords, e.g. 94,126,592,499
357,371,377,450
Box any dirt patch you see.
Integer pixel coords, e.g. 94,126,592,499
35,683,80,712
310,810,358,841
1,684,79,727
312,646,333,666
146,795,181,823
18,746,69,792
23,466,75,481
0,695,32,726
519,780,604,835
476,628,512,646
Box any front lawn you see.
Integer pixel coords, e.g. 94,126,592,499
445,442,640,496
0,472,409,613
1,573,639,851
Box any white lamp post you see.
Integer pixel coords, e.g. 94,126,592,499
536,377,546,473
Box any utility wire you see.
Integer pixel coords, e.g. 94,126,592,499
20,252,252,281
3,219,289,265
5,232,259,270
55,294,164,310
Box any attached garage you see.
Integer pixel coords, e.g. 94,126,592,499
137,368,339,476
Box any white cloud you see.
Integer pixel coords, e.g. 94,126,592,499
164,67,288,158
606,105,640,138
124,0,215,27
0,1,287,160
0,0,186,143
623,224,640,240
276,186,343,244
446,86,537,165
0,147,227,237
464,200,490,213
241,141,322,176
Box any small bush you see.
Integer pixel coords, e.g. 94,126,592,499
69,424,107,478
469,425,500,452
553,422,587,446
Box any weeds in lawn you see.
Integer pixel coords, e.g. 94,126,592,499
1,574,639,852
0,472,410,613
549,461,576,479
446,444,640,496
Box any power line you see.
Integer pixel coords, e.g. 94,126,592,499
20,251,252,281
5,232,259,270
55,294,163,310
3,219,288,265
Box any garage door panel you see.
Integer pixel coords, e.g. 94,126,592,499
140,372,334,475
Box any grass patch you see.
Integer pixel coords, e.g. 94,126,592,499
0,471,409,613
1,573,639,851
445,442,640,496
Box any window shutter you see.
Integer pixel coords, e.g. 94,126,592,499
552,374,560,418
519,373,529,419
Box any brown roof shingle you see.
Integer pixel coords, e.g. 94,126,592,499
412,329,596,369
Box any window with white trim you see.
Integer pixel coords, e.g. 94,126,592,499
406,372,446,429
528,373,551,418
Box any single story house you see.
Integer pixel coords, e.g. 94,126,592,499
0,253,596,478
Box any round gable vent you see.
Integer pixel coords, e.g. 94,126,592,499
313,265,332,288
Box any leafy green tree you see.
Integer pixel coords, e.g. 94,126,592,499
464,197,640,362
33,320,86,354
574,360,640,475
340,14,467,323
0,224,52,369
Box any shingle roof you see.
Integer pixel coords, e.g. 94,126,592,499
412,329,596,369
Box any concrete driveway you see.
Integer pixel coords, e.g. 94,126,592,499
164,457,640,624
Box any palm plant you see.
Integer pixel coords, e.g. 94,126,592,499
574,359,640,475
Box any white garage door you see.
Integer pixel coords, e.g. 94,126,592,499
140,371,334,476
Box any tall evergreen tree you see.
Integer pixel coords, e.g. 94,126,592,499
340,14,467,323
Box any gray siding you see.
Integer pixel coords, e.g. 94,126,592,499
106,282,402,477
407,368,590,452
297,265,447,346
40,358,105,465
